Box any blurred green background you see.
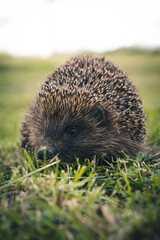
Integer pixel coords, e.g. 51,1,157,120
0,50,160,146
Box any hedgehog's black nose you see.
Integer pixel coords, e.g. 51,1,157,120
37,148,55,160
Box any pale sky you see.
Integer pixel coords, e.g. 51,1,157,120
0,0,160,57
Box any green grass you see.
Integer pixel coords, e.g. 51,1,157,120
0,50,160,239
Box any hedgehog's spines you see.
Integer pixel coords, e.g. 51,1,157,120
44,55,146,143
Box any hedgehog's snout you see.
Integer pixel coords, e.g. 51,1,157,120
37,146,57,160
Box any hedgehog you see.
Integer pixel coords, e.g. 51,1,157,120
20,55,146,162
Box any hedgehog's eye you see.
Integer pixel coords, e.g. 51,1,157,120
69,127,77,135
64,127,78,139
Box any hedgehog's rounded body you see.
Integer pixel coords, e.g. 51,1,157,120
21,56,146,161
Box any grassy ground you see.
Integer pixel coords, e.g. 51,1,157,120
0,50,160,239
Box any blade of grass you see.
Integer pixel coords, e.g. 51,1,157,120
24,149,36,171
74,166,86,183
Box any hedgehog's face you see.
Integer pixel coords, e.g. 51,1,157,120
26,94,116,162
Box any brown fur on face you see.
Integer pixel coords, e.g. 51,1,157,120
21,56,146,161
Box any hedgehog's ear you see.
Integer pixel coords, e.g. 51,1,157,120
90,106,105,125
